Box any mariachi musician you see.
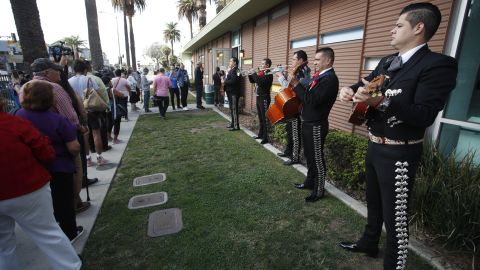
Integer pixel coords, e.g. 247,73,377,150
248,58,273,144
289,47,338,202
224,57,242,131
275,50,311,165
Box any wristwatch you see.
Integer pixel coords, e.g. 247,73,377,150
377,97,391,112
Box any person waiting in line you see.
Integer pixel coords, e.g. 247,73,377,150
275,50,311,166
212,67,223,107
338,3,457,269
249,58,273,144
17,80,85,242
109,69,131,144
153,68,172,119
194,62,205,109
0,96,82,270
127,69,140,112
177,63,190,110
224,57,242,131
141,68,153,113
168,65,181,110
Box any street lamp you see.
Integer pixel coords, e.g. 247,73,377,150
99,10,122,66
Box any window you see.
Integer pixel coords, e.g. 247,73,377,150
256,16,268,27
290,36,316,49
364,57,382,70
321,27,363,44
271,6,288,20
231,31,240,47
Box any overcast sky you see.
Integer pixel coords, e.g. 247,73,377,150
1,0,215,65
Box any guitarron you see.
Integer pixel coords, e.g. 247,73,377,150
266,65,304,125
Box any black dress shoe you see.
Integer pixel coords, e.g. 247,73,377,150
82,177,98,188
283,159,299,166
294,183,312,190
277,152,290,158
253,136,260,139
226,125,233,128
260,140,268,144
229,128,240,131
339,242,379,258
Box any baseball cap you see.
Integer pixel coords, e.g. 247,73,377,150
31,58,63,72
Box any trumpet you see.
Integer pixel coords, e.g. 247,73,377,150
239,65,291,76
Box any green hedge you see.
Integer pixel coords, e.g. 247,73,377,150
324,129,368,190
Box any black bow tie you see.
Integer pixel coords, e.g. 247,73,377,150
387,56,403,72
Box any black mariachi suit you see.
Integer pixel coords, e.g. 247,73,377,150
293,68,338,198
194,66,203,107
224,67,242,129
249,72,273,142
351,45,457,270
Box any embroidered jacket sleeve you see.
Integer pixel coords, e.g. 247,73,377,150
385,56,457,127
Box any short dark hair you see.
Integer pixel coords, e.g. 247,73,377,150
263,58,272,67
159,67,165,73
73,60,88,73
216,67,220,72
400,2,441,41
294,50,308,62
114,69,122,76
21,80,54,111
143,67,149,73
231,57,239,67
316,47,335,63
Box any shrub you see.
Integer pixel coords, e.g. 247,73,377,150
270,123,287,145
411,143,480,254
324,129,368,189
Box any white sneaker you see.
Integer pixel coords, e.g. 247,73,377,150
71,226,85,244
183,107,189,111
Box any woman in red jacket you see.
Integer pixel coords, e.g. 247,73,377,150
0,97,82,270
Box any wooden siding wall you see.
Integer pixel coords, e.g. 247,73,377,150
192,0,452,137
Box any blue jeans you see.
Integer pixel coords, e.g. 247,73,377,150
144,91,150,111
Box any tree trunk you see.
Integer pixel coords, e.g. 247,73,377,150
128,16,136,72
84,0,104,71
170,41,174,58
189,18,193,39
123,10,131,69
9,0,48,74
196,0,206,29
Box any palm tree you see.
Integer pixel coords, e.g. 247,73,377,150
111,0,146,71
161,46,171,67
163,22,181,58
196,0,206,28
84,0,104,71
9,0,48,73
177,0,197,39
63,36,87,60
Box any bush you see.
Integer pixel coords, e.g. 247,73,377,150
324,129,368,189
270,123,287,145
411,143,480,254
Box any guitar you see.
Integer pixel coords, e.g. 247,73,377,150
348,74,388,125
266,64,304,125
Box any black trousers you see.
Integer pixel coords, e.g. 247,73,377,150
180,85,189,107
169,87,181,109
88,111,107,153
358,141,423,270
214,85,221,105
256,95,270,141
302,121,328,197
227,92,240,129
284,117,302,161
50,172,77,240
157,96,169,117
196,85,203,107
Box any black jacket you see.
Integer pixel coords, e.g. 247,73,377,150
224,68,241,95
249,73,273,96
351,45,458,140
294,68,339,123
213,72,222,87
194,67,203,87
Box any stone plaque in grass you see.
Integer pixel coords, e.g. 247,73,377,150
147,208,183,237
133,173,166,187
128,192,168,209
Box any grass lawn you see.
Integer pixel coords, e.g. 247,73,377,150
82,110,434,270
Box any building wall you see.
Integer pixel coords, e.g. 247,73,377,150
191,0,453,137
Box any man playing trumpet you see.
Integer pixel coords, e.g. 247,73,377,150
249,58,273,144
